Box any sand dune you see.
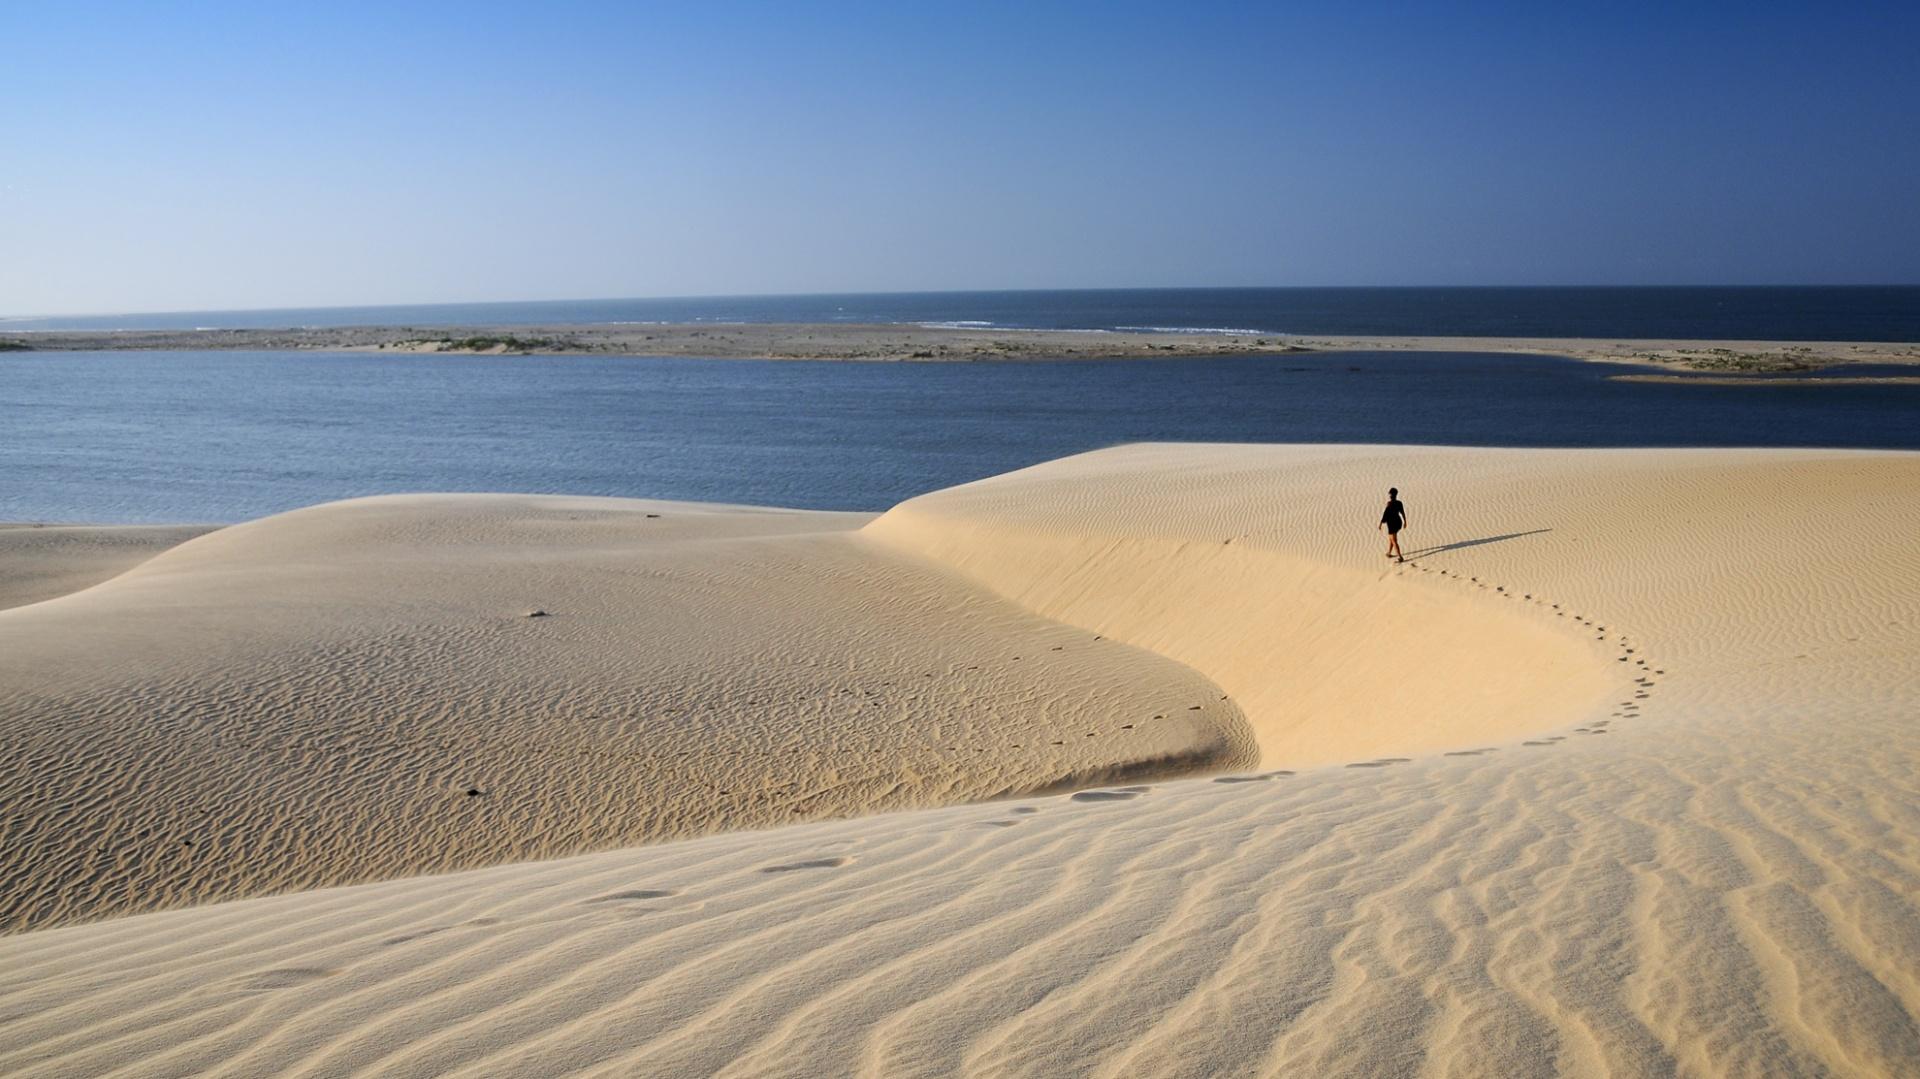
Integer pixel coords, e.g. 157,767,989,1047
867,445,1618,766
0,495,1245,933
3,445,1918,1076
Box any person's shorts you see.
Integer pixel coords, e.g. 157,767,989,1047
1386,523,1401,535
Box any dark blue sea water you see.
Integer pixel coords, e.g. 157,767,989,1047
7,287,1920,341
5,350,1917,523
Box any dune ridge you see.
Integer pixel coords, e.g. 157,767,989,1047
865,445,1618,766
3,444,1918,1077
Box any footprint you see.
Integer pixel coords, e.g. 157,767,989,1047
381,927,449,946
1213,774,1271,784
760,857,853,873
589,889,678,903
978,819,1021,828
1522,740,1554,747
220,968,338,993
1443,748,1497,757
1072,789,1143,802
1346,757,1412,768
1009,806,1040,815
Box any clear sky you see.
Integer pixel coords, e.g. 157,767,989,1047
5,1,1918,315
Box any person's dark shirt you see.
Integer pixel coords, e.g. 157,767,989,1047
1381,499,1405,528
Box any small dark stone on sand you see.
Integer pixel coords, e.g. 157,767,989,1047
466,788,484,797
524,610,548,618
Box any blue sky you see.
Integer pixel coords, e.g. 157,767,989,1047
4,1,1917,314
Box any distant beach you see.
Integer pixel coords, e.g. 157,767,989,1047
10,320,1920,378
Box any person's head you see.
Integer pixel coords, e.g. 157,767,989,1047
1388,487,1398,498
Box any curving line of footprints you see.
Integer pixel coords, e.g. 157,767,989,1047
1069,554,1669,797
1396,558,1663,750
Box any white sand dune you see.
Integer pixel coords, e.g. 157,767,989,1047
3,445,1918,1076
0,495,1246,933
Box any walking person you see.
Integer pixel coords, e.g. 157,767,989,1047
1380,487,1407,562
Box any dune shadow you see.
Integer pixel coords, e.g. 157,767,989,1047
1401,529,1551,560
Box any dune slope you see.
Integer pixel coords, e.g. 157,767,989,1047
866,444,1620,766
2,445,1917,1077
0,495,1247,933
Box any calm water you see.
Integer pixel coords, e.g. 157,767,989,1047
5,350,1918,523
8,286,1920,341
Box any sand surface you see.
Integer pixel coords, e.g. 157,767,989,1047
3,445,1918,1076
12,321,1919,375
0,496,1245,933
0,523,214,610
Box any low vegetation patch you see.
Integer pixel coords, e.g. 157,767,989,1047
1647,346,1825,374
390,334,583,353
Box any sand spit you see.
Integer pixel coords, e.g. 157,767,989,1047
2,445,1918,1076
10,321,1919,375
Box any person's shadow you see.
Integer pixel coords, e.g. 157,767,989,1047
1399,528,1551,560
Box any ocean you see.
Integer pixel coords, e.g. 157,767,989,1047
7,286,1920,341
5,349,1918,523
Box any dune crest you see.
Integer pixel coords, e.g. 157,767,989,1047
866,444,1616,766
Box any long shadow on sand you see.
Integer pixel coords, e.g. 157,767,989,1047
1400,529,1552,560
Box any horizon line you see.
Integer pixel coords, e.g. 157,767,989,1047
10,282,1920,324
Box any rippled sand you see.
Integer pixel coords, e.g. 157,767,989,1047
0,497,1243,932
2,445,1916,1077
